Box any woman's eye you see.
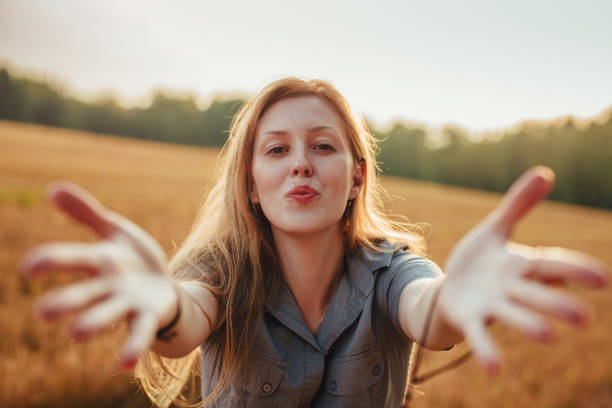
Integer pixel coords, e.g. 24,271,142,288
267,146,287,155
315,143,334,152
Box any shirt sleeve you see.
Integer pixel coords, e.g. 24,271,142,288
375,248,443,344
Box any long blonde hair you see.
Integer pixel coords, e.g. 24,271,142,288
135,77,427,407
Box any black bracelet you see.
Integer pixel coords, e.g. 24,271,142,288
156,286,181,343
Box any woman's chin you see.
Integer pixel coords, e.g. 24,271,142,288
270,218,341,237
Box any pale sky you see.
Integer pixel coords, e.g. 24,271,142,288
1,0,611,133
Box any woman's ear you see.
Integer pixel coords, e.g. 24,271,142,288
349,159,365,200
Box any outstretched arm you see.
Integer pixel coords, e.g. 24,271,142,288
20,181,218,369
398,166,609,373
399,274,462,351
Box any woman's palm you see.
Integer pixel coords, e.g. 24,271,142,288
20,182,177,369
438,166,609,373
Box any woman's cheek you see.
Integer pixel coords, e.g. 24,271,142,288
252,160,284,201
322,157,352,193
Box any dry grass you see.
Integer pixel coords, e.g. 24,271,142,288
1,120,610,407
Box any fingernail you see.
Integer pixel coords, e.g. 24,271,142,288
586,274,606,287
545,278,564,288
565,308,587,325
121,357,137,370
29,257,52,274
19,258,39,275
35,299,56,319
537,327,557,342
570,312,586,325
70,325,90,341
39,306,59,320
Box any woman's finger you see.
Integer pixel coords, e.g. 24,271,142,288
110,221,167,274
47,181,167,273
463,319,501,375
486,166,555,238
511,244,610,288
46,181,120,239
70,296,131,340
119,311,158,370
37,278,113,320
491,299,555,342
506,279,589,325
20,242,112,278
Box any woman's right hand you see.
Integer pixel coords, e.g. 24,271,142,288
19,181,178,370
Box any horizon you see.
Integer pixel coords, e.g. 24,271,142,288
1,0,611,134
3,61,610,141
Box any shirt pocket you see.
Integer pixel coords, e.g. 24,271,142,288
221,352,287,408
322,347,386,407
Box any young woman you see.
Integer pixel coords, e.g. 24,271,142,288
20,78,609,407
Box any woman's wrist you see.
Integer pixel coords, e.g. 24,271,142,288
156,283,182,342
427,277,464,349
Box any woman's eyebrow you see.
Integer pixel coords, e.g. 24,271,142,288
307,125,339,135
261,126,340,138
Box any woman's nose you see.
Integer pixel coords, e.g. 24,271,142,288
291,151,313,177
292,166,312,177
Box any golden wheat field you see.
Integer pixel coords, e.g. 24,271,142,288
1,119,611,408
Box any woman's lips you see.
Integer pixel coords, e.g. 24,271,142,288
286,193,320,203
286,185,320,203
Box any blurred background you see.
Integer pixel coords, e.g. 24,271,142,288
1,1,611,407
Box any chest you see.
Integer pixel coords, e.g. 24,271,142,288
201,293,407,408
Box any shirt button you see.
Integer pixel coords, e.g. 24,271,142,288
328,380,337,392
372,364,382,376
262,383,273,393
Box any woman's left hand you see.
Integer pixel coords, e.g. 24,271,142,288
437,166,609,374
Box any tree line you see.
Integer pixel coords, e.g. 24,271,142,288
1,67,610,209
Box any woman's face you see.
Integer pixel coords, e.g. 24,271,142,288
250,95,363,236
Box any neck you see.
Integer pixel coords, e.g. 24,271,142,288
272,226,345,333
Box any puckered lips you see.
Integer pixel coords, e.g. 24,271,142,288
285,185,321,204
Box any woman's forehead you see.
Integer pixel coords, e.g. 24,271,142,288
256,95,344,135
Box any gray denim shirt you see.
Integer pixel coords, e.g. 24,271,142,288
200,243,442,407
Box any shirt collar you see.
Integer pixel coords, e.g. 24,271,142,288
264,241,396,352
346,241,395,297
